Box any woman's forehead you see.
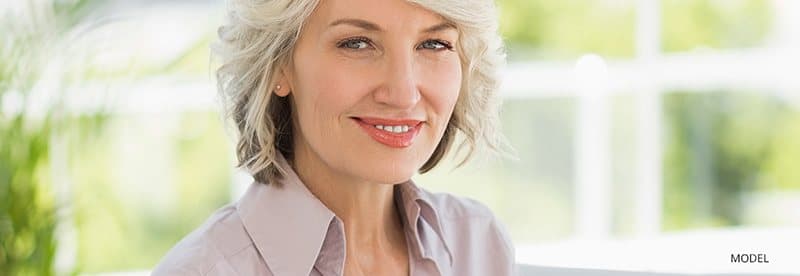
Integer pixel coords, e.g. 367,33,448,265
309,0,450,32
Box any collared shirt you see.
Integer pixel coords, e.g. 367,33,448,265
153,153,516,276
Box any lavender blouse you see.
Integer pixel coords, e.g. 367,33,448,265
153,153,516,275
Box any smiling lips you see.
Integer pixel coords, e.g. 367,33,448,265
352,117,423,148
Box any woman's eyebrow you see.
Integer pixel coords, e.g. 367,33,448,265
422,22,456,34
328,18,456,34
329,18,382,31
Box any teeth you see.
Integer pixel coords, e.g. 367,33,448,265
373,124,412,133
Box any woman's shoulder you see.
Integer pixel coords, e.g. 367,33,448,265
416,187,498,220
415,187,511,241
416,187,516,274
152,204,263,275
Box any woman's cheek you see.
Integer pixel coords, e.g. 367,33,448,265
425,57,462,110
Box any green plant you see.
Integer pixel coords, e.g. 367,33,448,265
1,1,104,274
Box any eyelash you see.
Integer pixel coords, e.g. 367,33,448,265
336,36,454,51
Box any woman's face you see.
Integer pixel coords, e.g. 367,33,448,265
279,0,462,184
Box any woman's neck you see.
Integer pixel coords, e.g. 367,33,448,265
290,146,407,251
289,137,411,275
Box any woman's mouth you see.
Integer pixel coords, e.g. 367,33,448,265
351,117,423,148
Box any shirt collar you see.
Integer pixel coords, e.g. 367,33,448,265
236,153,336,276
237,152,453,276
395,179,455,270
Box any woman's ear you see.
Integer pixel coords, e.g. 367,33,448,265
273,78,290,97
273,63,294,97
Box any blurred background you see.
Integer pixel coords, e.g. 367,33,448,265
1,0,798,275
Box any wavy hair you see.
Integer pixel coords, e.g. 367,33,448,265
213,0,509,184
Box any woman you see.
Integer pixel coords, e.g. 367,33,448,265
154,0,514,275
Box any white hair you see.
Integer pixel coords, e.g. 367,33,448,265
213,0,509,184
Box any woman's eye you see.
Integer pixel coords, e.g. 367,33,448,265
338,38,371,50
419,39,453,51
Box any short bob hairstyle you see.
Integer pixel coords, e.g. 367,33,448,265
214,0,509,184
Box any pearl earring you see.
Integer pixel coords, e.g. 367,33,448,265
276,85,281,90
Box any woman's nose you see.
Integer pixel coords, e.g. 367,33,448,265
373,51,421,109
